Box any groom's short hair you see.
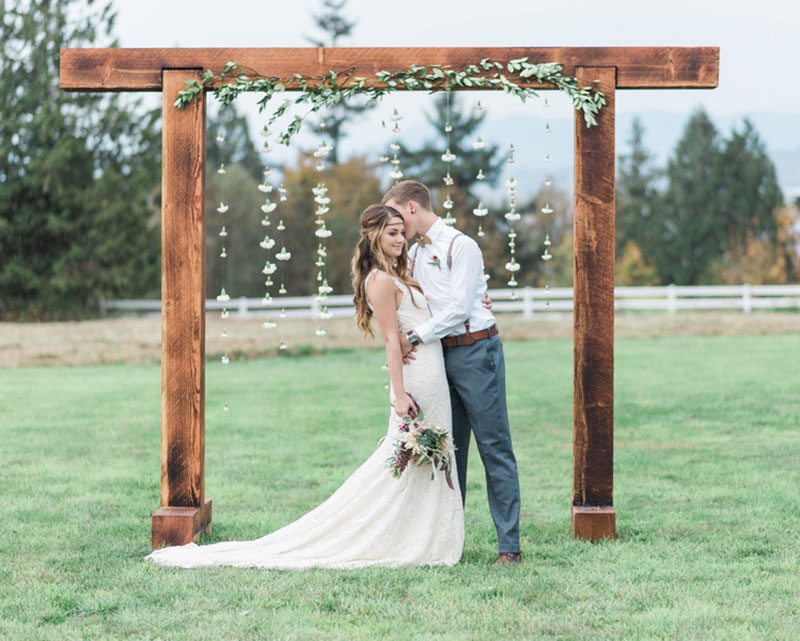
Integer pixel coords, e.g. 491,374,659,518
382,180,432,211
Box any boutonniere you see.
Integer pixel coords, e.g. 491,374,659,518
427,255,442,270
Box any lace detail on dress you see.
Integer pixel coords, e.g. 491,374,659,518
145,268,463,570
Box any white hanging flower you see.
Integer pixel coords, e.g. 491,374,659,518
276,220,286,231
390,169,404,180
318,282,333,295
219,226,227,237
541,250,552,261
390,155,401,166
216,134,225,143
262,142,273,153
315,162,326,172
476,169,485,181
315,227,333,239
261,201,277,213
318,309,333,320
315,294,328,303
508,277,518,287
275,247,292,261
505,260,521,273
473,202,488,217
220,308,229,319
262,294,273,306
509,230,518,239
505,209,521,222
505,178,518,190
258,182,273,193
221,355,230,364
544,234,551,247
379,155,389,163
262,262,277,275
389,108,403,122
540,204,554,214
259,235,275,250
216,202,229,214
217,164,226,174
315,328,327,337
390,142,400,151
262,320,277,329
216,288,230,303
441,149,456,163
472,137,485,150
444,215,457,227
219,247,227,258
443,196,454,210
316,205,330,215
312,184,328,197
261,216,271,227
443,173,454,186
314,195,331,205
259,126,272,137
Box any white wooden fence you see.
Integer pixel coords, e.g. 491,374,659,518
99,284,800,318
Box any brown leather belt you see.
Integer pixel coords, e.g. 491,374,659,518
441,324,498,349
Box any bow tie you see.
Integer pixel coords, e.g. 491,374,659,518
416,234,432,248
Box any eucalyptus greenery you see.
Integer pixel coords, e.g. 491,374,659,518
174,58,606,147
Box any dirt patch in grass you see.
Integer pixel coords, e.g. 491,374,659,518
0,311,796,368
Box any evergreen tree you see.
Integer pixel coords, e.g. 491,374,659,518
658,108,727,284
402,93,504,225
305,0,373,164
719,118,783,256
616,117,662,270
207,105,263,183
0,0,161,320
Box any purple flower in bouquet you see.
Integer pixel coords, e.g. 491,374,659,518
387,395,454,490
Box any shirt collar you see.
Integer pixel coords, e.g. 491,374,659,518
422,217,446,244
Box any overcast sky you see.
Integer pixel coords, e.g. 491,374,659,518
109,0,799,117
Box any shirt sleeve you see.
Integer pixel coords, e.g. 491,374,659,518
414,235,484,344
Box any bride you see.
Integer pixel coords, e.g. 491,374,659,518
146,203,464,569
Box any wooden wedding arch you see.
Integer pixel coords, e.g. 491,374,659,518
60,46,718,548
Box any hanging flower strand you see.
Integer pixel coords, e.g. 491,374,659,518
213,128,231,411
313,119,334,337
540,101,554,307
441,89,456,226
259,126,278,333
472,99,490,284
504,161,521,301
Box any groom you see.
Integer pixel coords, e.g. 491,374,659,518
383,180,522,565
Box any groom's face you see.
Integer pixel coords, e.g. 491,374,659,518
385,198,417,238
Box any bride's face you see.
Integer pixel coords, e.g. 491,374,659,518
379,218,407,259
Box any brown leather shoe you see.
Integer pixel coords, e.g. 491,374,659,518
495,552,522,565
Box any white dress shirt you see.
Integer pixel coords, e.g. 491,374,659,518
409,217,496,344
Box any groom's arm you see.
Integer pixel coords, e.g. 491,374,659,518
412,237,484,344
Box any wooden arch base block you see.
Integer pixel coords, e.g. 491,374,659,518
571,505,616,541
151,500,212,549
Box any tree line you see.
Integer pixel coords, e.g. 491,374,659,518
1,0,797,320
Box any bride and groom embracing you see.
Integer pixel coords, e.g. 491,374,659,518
147,180,522,569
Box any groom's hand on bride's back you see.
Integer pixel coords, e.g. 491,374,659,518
398,330,417,364
482,292,493,310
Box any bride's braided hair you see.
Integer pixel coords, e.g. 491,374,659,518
351,204,423,337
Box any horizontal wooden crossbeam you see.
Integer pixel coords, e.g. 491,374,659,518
60,46,719,92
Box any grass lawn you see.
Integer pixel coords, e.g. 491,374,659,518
0,334,798,640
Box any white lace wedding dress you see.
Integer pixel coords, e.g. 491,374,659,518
146,272,464,569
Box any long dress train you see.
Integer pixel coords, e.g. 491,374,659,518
145,273,464,569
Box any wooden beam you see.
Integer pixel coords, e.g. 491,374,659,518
151,69,211,548
60,46,719,92
572,66,616,542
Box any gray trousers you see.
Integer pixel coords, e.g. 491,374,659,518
443,332,521,553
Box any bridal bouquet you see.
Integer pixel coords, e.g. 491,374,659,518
387,398,455,490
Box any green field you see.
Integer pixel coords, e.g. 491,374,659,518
1,334,798,640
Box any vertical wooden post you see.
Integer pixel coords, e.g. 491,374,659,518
151,69,212,549
572,66,616,541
